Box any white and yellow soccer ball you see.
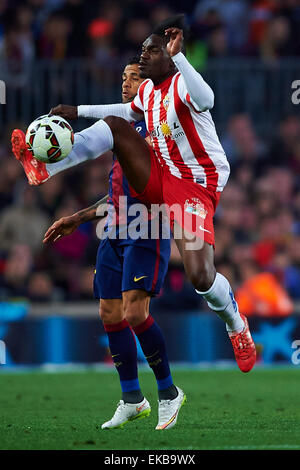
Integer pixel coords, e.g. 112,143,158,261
25,114,74,163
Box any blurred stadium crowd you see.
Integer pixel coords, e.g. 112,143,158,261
0,0,299,311
1,0,300,66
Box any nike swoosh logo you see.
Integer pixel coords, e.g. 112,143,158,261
134,276,147,282
136,402,146,413
199,226,211,233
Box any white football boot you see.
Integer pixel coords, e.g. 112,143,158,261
156,386,186,430
101,397,151,429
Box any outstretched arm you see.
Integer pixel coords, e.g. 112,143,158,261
43,194,109,243
50,102,142,122
78,102,142,121
166,28,214,111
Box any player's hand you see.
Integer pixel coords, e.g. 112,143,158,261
165,28,183,57
49,104,78,120
43,214,81,243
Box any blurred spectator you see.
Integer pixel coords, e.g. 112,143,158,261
27,271,63,301
269,115,300,168
193,0,249,52
221,114,267,168
0,244,33,299
235,267,294,318
260,15,293,63
37,174,65,217
206,26,228,58
121,17,151,59
248,0,276,49
0,184,50,253
37,13,72,59
75,266,95,300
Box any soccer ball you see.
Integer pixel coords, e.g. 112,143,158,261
25,114,74,163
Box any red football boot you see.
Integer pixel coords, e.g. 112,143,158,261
228,314,256,373
11,129,50,185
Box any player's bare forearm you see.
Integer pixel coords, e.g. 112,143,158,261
76,194,109,224
43,195,109,243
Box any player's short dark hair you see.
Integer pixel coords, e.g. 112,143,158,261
152,14,188,54
152,13,187,36
127,56,141,66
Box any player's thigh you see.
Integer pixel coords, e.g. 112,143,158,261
174,226,216,292
163,175,218,291
122,289,150,327
94,237,123,301
121,239,170,297
104,116,151,194
99,298,124,324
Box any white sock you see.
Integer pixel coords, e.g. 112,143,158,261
196,272,245,333
46,119,114,177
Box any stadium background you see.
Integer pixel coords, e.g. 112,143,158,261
0,0,300,367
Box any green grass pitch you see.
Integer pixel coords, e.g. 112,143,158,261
0,367,300,450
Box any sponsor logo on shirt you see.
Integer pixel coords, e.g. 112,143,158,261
150,120,184,140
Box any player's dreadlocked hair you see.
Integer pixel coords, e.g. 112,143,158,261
152,13,188,54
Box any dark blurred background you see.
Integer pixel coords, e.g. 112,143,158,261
0,0,299,318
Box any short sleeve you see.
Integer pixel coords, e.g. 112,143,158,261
130,79,151,115
131,93,144,114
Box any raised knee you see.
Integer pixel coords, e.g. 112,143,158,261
104,115,126,133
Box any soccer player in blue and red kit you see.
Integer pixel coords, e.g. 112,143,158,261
39,58,186,430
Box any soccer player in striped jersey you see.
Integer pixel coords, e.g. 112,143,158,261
12,14,256,382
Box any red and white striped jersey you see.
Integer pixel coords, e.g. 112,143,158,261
131,72,230,192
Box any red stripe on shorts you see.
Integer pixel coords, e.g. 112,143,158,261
151,238,161,292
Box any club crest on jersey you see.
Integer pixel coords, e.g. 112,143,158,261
184,198,207,219
163,94,170,111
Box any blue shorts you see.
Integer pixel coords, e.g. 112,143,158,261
94,234,170,299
